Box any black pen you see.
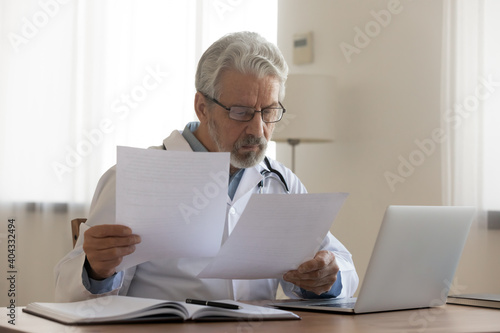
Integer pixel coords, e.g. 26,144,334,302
185,299,242,310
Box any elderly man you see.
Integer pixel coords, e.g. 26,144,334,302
55,31,358,302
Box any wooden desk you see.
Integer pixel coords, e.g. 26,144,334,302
2,304,500,333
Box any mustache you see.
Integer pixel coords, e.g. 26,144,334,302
234,135,267,150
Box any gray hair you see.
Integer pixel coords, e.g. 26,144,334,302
195,31,288,101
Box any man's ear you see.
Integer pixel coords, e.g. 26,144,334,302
194,91,209,121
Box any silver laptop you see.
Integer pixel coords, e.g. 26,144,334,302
271,206,475,314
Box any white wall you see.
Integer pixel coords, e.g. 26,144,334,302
277,0,500,295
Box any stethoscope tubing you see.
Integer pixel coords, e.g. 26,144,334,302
259,156,290,194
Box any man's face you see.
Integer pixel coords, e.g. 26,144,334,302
205,71,280,170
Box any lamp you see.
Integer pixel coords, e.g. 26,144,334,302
272,74,335,173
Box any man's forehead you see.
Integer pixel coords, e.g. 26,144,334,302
219,71,281,97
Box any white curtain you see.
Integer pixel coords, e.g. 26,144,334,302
0,0,277,205
0,0,277,306
441,0,500,219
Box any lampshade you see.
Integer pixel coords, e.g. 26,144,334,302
272,74,336,143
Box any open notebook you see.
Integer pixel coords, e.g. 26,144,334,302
272,206,475,314
23,295,299,324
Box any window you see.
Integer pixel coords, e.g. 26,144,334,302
0,0,278,205
441,0,500,214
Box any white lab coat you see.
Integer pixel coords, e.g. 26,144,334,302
54,129,359,302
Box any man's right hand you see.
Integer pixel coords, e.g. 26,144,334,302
83,224,141,280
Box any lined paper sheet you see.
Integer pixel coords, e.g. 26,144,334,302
198,192,348,279
116,146,229,271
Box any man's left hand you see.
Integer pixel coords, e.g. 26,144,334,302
283,250,339,295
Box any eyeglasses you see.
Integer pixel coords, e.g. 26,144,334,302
205,95,286,123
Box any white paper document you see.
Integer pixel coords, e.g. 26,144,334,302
115,146,229,271
198,192,348,279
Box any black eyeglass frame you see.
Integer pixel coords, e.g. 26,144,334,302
204,95,286,123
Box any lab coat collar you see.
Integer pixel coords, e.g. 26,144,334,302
162,130,193,151
230,164,265,204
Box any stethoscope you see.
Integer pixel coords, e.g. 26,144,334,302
258,156,290,194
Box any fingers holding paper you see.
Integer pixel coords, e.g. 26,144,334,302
83,224,141,280
283,250,339,296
